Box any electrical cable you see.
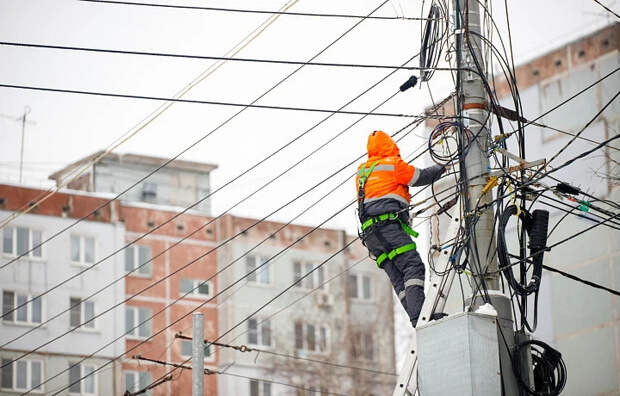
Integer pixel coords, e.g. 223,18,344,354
0,84,420,118
77,0,433,21
129,355,347,396
1,117,424,359
1,51,423,336
0,0,299,230
0,41,462,72
14,118,433,394
54,140,441,396
175,334,396,377
0,0,391,232
0,0,401,272
592,0,620,19
542,264,620,296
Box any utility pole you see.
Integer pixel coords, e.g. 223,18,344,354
192,312,204,396
453,0,519,394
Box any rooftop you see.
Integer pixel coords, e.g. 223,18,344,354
48,150,218,182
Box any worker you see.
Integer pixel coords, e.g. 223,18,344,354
356,130,445,328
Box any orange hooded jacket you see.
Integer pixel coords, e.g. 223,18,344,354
355,131,419,206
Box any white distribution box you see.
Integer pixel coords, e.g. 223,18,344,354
416,312,502,396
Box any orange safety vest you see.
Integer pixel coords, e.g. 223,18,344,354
355,130,417,207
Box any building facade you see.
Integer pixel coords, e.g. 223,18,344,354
50,153,221,395
0,184,126,395
216,216,396,396
2,150,397,395
49,152,217,215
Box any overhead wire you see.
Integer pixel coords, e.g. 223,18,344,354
1,44,425,334
175,334,396,377
36,127,435,395
128,355,347,396
77,0,433,20
0,84,421,118
0,0,397,273
0,41,463,72
0,0,300,230
13,116,430,393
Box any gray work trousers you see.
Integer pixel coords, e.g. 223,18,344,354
363,221,425,325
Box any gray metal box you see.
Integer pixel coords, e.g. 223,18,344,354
417,312,501,396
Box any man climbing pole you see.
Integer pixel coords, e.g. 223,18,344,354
356,130,445,328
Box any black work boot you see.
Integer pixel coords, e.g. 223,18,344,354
430,312,448,321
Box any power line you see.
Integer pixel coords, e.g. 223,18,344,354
0,50,420,326
542,264,620,296
0,0,402,270
38,213,357,396
0,41,460,72
592,0,620,19
0,0,387,231
129,355,347,396
77,0,430,21
0,0,297,230
3,118,426,381
0,84,420,118
21,128,432,395
175,334,397,376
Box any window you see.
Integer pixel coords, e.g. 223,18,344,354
297,387,328,396
179,279,213,298
247,318,271,347
125,306,151,338
125,245,152,276
246,256,270,285
2,291,42,325
125,370,151,396
249,379,271,396
68,363,96,395
294,322,328,353
293,262,325,290
1,358,43,392
180,340,213,361
142,182,158,203
69,298,95,329
71,236,95,265
348,274,372,301
2,227,42,258
350,332,375,361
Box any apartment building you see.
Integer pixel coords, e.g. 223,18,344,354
50,153,220,395
216,216,396,395
0,184,126,395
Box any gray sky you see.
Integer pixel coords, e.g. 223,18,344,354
0,0,615,235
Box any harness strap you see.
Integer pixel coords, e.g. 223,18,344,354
361,214,419,238
357,160,379,222
376,242,417,268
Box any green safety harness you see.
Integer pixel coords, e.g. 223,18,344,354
358,161,418,268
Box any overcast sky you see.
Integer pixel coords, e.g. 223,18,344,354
0,0,615,236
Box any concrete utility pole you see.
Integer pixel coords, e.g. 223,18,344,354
192,312,204,396
454,0,519,394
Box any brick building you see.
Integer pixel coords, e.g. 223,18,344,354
1,149,397,395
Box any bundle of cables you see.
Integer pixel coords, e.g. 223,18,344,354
497,205,549,296
419,1,446,82
512,339,567,396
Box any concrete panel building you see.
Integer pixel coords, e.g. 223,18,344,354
49,152,217,215
0,184,126,395
50,153,221,395
216,215,396,396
